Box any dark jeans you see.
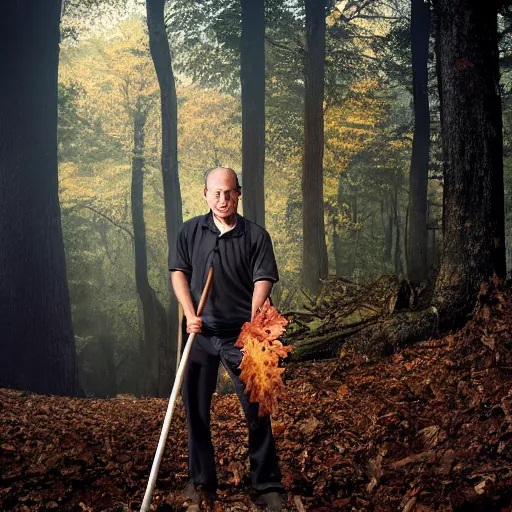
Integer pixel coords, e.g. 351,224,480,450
181,333,283,492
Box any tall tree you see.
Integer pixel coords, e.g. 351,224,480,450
240,0,266,226
146,0,183,252
302,0,329,294
146,0,183,393
433,0,506,325
131,96,169,397
0,1,80,395
406,0,431,285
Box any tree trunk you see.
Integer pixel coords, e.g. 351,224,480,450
433,0,506,326
98,312,117,398
302,0,328,294
146,0,183,249
348,229,360,277
381,196,393,263
241,0,266,227
333,223,344,276
0,1,80,396
386,215,394,263
394,187,404,275
146,0,182,395
131,99,168,397
407,0,431,285
333,172,344,275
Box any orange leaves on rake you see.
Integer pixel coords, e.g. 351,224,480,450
235,299,292,417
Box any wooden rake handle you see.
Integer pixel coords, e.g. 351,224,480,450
141,266,213,512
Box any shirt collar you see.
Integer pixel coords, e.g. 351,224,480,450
201,211,248,238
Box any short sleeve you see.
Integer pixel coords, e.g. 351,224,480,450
168,227,192,275
251,230,279,283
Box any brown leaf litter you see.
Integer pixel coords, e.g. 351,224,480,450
1,283,512,511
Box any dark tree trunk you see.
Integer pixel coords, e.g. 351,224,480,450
131,99,168,397
99,336,117,397
386,216,394,263
333,224,344,276
381,196,393,263
302,0,328,294
394,188,404,275
146,0,182,395
98,313,117,398
407,0,431,285
348,229,361,277
433,0,506,325
241,0,266,227
333,172,344,275
146,0,182,250
0,1,80,396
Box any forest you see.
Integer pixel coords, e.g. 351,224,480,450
1,0,512,511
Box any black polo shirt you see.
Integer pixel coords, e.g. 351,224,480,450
169,211,279,336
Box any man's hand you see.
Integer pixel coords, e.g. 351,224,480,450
186,314,202,334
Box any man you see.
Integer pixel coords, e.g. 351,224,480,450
169,167,285,511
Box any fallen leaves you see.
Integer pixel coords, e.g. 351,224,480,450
1,287,512,511
391,450,436,470
235,299,292,416
0,391,190,511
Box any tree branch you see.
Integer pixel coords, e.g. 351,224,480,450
80,204,135,241
265,36,300,57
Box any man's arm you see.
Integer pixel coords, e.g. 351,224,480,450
170,270,202,333
251,279,273,320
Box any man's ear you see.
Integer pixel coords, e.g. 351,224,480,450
203,188,207,197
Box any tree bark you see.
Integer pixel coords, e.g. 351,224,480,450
394,187,404,275
146,0,182,249
131,99,168,397
433,0,506,326
406,0,431,285
333,172,344,275
333,223,344,276
146,0,183,395
98,313,117,398
302,0,328,294
0,1,80,396
241,0,266,227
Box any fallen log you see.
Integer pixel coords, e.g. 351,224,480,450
344,307,439,357
284,275,415,361
289,321,374,362
284,271,496,362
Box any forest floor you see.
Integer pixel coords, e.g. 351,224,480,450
1,282,512,512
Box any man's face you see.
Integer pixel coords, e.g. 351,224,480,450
204,169,241,219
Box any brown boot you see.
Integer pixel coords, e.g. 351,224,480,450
257,490,285,512
182,480,216,511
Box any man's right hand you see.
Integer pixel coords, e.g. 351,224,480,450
186,314,203,334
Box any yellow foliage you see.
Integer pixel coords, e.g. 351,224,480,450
60,19,158,154
176,87,242,219
58,17,245,252
323,78,393,203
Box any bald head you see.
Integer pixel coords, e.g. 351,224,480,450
203,167,242,220
204,167,241,193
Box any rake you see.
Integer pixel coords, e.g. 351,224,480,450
141,266,214,512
